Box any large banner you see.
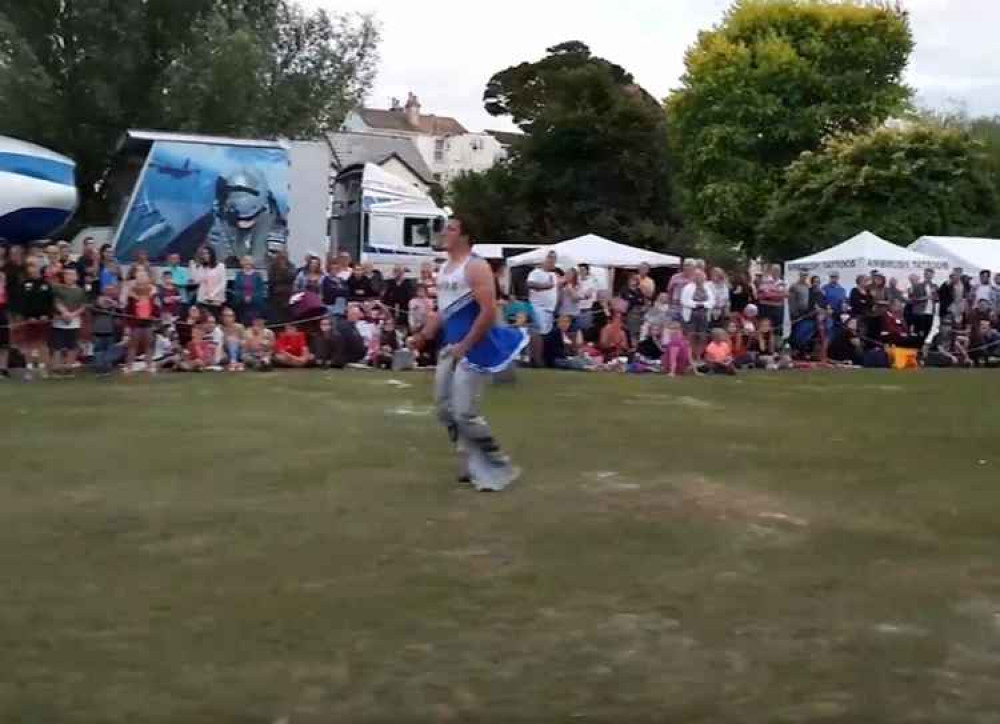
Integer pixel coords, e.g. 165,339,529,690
115,140,289,266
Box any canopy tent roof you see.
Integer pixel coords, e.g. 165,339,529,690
785,231,949,287
506,234,680,269
908,236,1000,275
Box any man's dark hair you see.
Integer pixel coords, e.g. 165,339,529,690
450,214,476,242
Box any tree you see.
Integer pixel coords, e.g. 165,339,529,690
666,0,914,257
0,0,378,223
917,109,1000,236
160,3,379,139
759,125,1000,259
452,42,680,251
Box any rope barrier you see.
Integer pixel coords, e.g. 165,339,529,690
2,283,999,356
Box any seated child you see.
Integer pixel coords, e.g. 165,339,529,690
726,320,753,368
243,316,276,371
828,317,865,366
544,315,590,370
925,320,971,368
374,316,402,370
969,319,1000,367
310,316,337,369
180,326,211,371
274,323,312,368
152,321,180,371
703,327,737,375
200,317,225,370
598,311,630,362
220,307,246,371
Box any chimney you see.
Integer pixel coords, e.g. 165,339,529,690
389,97,402,111
404,92,421,128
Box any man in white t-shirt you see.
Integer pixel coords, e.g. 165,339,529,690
527,251,559,365
973,270,994,309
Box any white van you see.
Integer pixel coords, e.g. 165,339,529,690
330,163,447,274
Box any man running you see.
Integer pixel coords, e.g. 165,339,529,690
410,216,528,491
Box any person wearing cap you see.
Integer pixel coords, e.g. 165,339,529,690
822,272,847,314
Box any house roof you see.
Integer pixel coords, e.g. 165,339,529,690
327,131,435,184
357,108,468,137
485,129,523,147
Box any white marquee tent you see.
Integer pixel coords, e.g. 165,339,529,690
785,231,949,289
908,236,1000,276
507,234,681,269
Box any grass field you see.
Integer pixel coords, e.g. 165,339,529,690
1,369,999,723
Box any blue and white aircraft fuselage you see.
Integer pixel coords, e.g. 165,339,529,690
0,135,78,244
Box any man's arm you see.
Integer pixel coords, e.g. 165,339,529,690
453,259,497,359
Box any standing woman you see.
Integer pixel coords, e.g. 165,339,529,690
230,256,267,326
621,274,645,348
557,267,582,331
849,275,873,339
868,272,890,341
708,267,731,327
681,269,716,363
267,249,296,324
294,255,325,294
98,244,120,293
189,245,227,320
729,272,753,314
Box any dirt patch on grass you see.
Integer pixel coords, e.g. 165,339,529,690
588,472,811,532
623,394,719,410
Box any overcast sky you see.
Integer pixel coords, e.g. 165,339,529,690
304,0,1000,132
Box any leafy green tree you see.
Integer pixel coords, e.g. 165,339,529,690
759,124,1000,258
161,3,379,138
452,42,679,251
667,0,914,257
0,0,378,223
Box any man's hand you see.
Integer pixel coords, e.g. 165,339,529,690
450,341,471,361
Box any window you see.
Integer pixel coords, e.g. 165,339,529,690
470,138,483,152
434,138,446,162
404,217,433,247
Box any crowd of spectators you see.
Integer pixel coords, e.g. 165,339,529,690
0,240,434,380
520,254,1000,374
2,239,999,381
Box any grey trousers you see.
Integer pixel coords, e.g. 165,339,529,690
434,348,517,491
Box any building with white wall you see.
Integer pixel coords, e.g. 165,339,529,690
342,93,517,186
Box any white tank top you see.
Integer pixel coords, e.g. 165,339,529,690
437,255,473,314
